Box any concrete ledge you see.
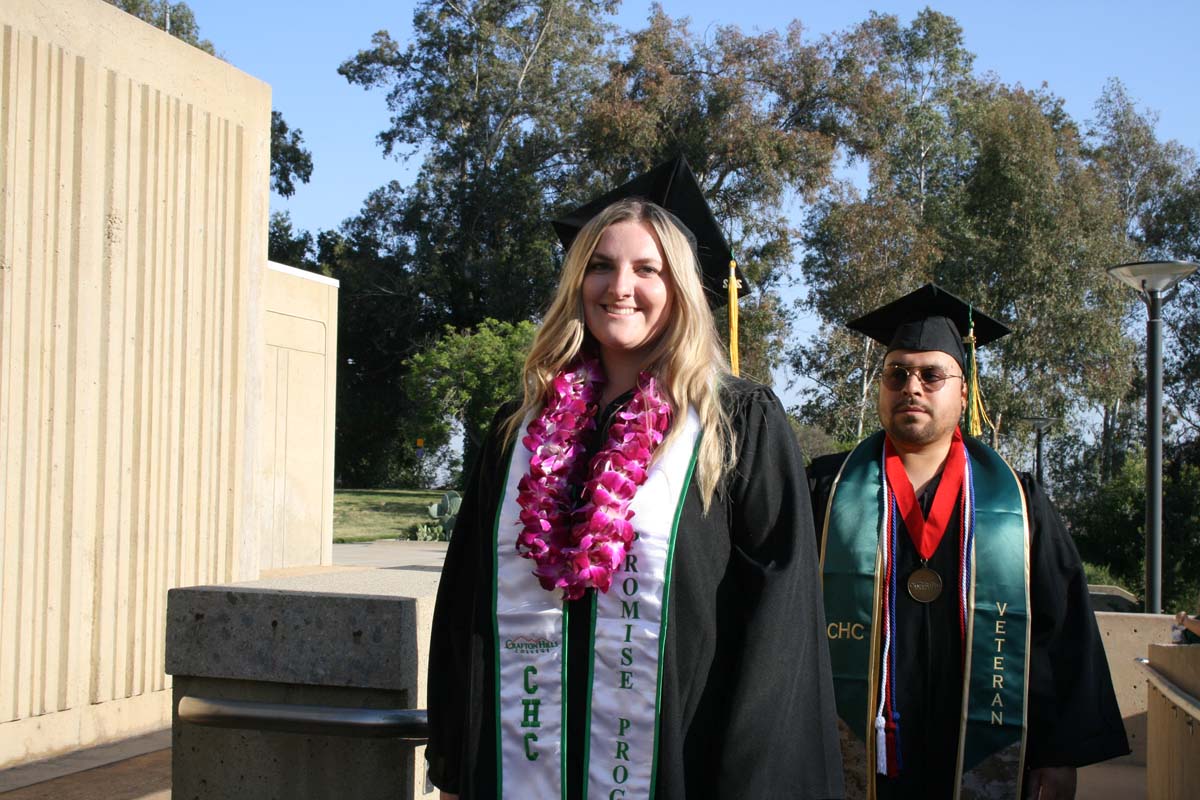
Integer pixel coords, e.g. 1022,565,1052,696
166,570,439,691
166,568,440,799
171,677,417,800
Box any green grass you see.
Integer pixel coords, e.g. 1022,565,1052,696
333,488,444,542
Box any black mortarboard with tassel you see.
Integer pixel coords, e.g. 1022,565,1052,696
847,284,1011,437
552,156,749,374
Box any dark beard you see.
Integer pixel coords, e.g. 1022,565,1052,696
883,403,945,446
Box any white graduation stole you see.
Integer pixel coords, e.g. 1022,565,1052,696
493,409,700,799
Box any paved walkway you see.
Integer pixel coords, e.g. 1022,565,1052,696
330,539,449,569
0,542,447,798
0,542,1149,799
0,731,171,798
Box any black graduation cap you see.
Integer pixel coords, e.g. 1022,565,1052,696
551,156,749,308
846,283,1010,368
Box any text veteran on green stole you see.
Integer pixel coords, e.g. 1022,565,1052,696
820,430,1032,800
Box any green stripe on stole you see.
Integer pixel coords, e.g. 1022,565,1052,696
821,432,1030,798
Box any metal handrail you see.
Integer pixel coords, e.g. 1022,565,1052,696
1136,657,1200,724
178,695,429,742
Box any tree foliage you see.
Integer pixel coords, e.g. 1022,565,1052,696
406,318,537,483
270,111,315,198
827,9,976,216
326,0,616,483
268,211,317,269
1087,78,1195,244
1135,116,1200,439
794,11,1137,452
1061,450,1200,612
329,1,849,479
107,0,215,54
1078,79,1200,464
572,10,841,381
337,0,616,328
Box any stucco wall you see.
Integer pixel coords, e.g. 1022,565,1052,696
261,262,338,571
0,0,269,767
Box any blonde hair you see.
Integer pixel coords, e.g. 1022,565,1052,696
504,199,734,511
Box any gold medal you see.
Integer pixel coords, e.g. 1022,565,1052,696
906,566,943,603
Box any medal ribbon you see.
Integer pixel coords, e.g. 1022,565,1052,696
883,428,966,560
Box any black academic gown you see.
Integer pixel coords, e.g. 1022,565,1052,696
427,378,844,799
808,446,1129,800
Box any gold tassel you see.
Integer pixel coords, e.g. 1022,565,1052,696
963,311,993,438
728,259,740,377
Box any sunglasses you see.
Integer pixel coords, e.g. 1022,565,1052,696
880,364,964,392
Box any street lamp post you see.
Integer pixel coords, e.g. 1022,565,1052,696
1017,416,1056,485
1107,260,1199,614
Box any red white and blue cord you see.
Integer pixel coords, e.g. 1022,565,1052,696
875,441,976,777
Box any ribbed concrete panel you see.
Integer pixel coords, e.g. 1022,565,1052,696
0,0,269,767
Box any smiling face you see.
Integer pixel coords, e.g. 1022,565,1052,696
877,348,967,449
581,220,675,371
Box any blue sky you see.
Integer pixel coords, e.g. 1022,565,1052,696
188,0,1199,236
186,0,1198,400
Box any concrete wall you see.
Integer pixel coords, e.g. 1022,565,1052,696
261,262,338,571
0,0,270,767
1094,612,1174,765
1145,643,1200,799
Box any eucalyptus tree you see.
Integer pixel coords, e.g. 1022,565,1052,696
331,0,616,483
795,9,977,440
338,0,617,327
573,10,842,382
795,10,1135,456
1145,169,1200,439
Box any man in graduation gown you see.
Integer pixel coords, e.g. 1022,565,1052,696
809,285,1128,800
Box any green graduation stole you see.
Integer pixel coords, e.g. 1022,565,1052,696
820,431,1032,800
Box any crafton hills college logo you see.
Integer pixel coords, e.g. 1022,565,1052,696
504,635,561,656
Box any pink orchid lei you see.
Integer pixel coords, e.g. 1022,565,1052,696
515,359,672,601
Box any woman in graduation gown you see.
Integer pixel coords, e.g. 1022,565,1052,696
425,193,843,799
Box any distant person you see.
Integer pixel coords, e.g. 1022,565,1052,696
809,285,1129,800
425,158,843,799
1174,594,1200,644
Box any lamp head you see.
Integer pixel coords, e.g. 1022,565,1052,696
1107,260,1198,293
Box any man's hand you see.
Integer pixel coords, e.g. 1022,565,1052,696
440,793,459,800
1027,766,1076,799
